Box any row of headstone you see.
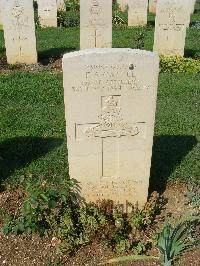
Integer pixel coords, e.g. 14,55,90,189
1,0,197,64
118,0,196,15
0,0,65,28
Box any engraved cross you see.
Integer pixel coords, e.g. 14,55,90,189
75,95,146,178
13,35,28,57
91,29,102,47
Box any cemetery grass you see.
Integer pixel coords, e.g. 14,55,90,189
0,71,199,265
0,72,199,188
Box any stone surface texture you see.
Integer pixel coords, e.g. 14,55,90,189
153,0,190,56
0,0,3,25
128,0,148,27
80,0,112,49
149,0,157,13
3,0,37,64
63,48,159,211
117,0,129,11
38,0,57,28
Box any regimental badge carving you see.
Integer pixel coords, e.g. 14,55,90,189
12,1,24,18
91,0,102,15
168,9,176,24
84,96,140,138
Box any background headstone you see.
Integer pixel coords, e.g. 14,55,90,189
63,48,159,211
117,0,128,11
149,0,157,13
153,0,190,56
3,0,37,64
38,0,57,28
128,0,148,27
80,0,112,49
57,0,65,11
190,0,196,14
185,0,196,27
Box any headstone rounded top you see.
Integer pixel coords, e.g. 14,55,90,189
63,48,159,60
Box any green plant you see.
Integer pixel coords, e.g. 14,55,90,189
129,192,164,231
133,241,147,255
157,213,200,266
65,0,79,11
186,179,200,208
102,210,132,253
56,203,107,252
112,11,126,26
101,213,200,265
3,177,75,235
57,11,80,27
112,0,125,26
160,56,200,73
2,213,15,234
129,209,144,230
133,30,145,49
34,12,41,29
44,258,62,266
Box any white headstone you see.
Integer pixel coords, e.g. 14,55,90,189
57,0,65,11
185,0,196,27
3,0,37,64
128,0,148,27
153,0,190,56
117,0,128,11
0,0,3,25
63,48,159,211
38,0,57,28
149,0,157,13
80,0,112,50
190,0,196,14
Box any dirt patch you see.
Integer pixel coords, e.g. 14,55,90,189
0,58,63,75
0,183,199,266
0,189,25,222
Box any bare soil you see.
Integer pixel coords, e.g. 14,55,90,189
0,58,63,75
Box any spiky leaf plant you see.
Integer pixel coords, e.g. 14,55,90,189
157,213,200,266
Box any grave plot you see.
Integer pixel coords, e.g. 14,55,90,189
0,1,199,265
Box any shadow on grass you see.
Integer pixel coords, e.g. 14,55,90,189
0,47,5,53
0,136,63,187
184,48,200,59
147,21,155,28
38,47,77,65
149,135,197,194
